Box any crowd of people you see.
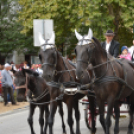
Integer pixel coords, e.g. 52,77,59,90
0,62,43,106
0,29,134,106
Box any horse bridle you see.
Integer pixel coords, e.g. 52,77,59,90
41,41,58,76
41,44,76,81
76,38,110,81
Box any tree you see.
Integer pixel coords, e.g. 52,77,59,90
0,0,38,59
18,0,134,56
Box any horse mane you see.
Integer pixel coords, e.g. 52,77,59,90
23,69,39,77
92,37,107,56
68,60,76,68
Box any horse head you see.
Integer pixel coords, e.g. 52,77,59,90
75,28,108,80
75,28,95,79
38,31,58,81
12,68,26,101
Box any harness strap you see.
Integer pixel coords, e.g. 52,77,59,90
62,58,74,81
27,94,64,105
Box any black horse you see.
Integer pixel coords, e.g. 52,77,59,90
74,28,134,134
13,69,66,134
15,87,26,102
38,31,96,134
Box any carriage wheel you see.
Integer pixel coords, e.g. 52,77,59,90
84,104,92,130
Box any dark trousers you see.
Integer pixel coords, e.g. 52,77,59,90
2,86,16,105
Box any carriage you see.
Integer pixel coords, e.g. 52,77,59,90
12,28,134,134
81,98,128,130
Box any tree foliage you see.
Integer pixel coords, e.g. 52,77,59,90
0,0,38,57
18,0,134,56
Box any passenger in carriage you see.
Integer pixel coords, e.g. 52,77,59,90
119,46,131,61
101,30,120,58
128,39,134,62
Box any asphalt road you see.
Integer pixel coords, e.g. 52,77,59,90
0,101,131,134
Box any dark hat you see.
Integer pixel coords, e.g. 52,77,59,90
105,30,115,36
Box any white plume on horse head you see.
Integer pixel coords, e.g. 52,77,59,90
75,28,93,45
38,31,55,50
86,28,93,40
48,31,55,44
75,29,83,41
38,32,46,45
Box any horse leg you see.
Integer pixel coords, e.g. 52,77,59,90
48,101,57,134
27,104,36,134
44,105,49,134
97,101,106,133
113,101,120,134
105,98,114,134
67,101,75,134
127,96,134,134
73,100,81,134
87,96,96,134
39,106,45,134
127,106,133,134
58,101,66,134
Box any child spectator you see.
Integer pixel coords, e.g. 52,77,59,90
119,46,131,61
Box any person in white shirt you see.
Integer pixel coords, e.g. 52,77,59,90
36,64,43,77
13,64,20,71
23,61,29,69
128,40,134,62
101,30,120,58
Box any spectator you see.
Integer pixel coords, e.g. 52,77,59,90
36,64,43,77
13,64,20,71
23,61,29,69
31,64,36,71
101,30,120,58
119,46,131,61
128,39,134,62
1,63,16,106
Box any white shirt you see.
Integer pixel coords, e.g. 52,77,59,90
36,68,43,77
128,45,134,60
106,41,111,53
13,66,19,71
23,65,29,69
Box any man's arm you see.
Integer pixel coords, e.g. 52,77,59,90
113,42,120,58
1,71,8,87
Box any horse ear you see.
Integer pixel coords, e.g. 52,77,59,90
38,32,46,45
22,68,26,77
75,29,83,41
87,28,93,39
48,31,55,44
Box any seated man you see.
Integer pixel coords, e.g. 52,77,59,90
101,30,120,58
